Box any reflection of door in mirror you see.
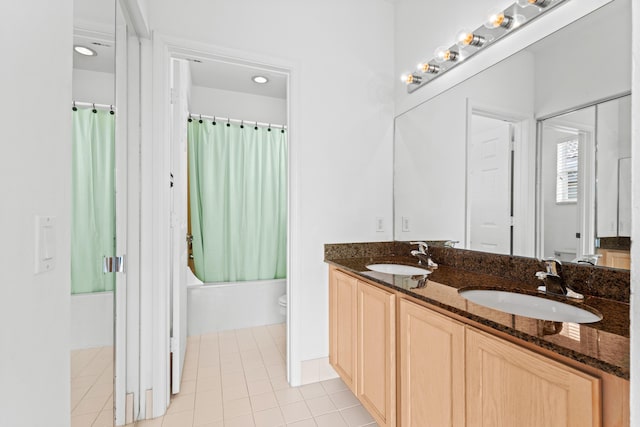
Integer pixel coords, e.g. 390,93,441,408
468,115,513,255
540,107,596,262
70,1,116,425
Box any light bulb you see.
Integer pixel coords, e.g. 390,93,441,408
456,29,487,47
517,0,551,7
401,74,422,85
434,46,459,63
419,63,440,74
484,9,525,29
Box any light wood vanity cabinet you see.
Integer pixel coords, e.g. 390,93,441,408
466,328,601,427
597,249,631,270
357,279,396,427
329,268,358,392
398,299,465,427
329,266,396,427
329,267,623,427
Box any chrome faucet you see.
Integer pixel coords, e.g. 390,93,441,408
535,258,584,299
410,241,438,269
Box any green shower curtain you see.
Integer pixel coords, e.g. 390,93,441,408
188,120,287,282
71,108,116,294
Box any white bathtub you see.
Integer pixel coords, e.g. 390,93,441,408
70,291,113,350
187,278,286,336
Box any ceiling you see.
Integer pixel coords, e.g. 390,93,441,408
73,0,115,75
187,59,287,100
73,30,115,74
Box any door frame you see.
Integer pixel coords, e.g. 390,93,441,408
465,100,536,257
147,33,299,417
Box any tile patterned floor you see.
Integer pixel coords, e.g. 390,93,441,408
70,346,114,427
72,323,379,427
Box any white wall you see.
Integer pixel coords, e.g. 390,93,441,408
190,85,287,125
147,0,395,384
1,1,72,426
72,68,115,105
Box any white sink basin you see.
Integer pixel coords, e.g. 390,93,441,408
366,263,431,276
458,289,602,324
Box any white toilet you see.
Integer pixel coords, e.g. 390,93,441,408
278,294,287,316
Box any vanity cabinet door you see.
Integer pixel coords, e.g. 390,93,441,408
357,281,396,427
466,328,601,427
399,299,465,427
329,267,358,392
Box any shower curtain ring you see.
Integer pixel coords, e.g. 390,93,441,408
72,101,77,111
254,121,258,130
109,105,114,115
226,118,230,127
199,114,203,124
92,103,97,113
240,120,244,129
212,115,216,125
268,123,272,132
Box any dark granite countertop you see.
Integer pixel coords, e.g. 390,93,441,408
326,251,630,380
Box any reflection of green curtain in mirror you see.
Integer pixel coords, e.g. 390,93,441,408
188,121,287,282
71,108,116,294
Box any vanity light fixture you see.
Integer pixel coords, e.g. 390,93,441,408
74,45,97,56
252,75,269,84
401,0,569,93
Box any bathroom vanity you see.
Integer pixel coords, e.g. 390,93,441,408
325,242,630,427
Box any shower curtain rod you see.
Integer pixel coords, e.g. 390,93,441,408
188,113,287,130
72,101,116,112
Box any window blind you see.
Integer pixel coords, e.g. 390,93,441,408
556,139,579,203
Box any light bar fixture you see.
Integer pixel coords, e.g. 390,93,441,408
402,0,569,92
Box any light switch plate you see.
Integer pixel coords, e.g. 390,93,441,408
35,215,56,274
402,216,410,232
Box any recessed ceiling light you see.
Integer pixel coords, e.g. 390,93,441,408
74,45,97,56
252,75,269,84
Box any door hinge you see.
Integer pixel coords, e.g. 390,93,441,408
509,217,515,227
170,172,174,188
103,255,125,273
170,336,177,353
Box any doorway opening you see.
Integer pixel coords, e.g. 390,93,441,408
167,53,291,396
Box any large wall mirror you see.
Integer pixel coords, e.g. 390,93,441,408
71,0,117,425
394,0,631,270
71,0,141,425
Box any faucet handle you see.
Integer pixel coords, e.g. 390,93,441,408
410,241,428,254
542,257,562,276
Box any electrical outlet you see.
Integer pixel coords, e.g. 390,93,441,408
376,217,384,232
402,216,410,232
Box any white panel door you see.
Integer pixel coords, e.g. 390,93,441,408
469,118,512,255
170,59,190,394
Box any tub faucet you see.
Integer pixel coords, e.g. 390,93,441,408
535,258,583,299
410,241,438,269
